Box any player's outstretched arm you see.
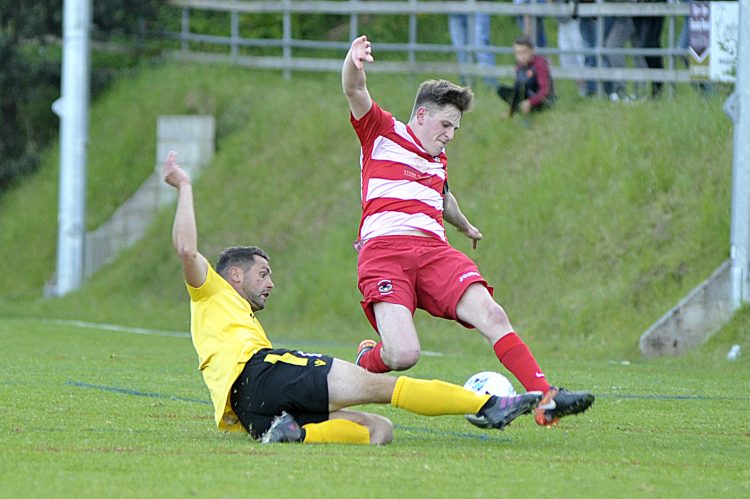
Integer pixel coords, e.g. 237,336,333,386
444,191,484,249
342,35,374,120
162,151,208,288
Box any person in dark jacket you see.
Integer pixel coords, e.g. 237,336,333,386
497,36,555,116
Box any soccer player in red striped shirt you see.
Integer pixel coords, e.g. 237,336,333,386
342,35,594,426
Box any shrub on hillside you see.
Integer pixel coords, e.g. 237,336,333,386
0,0,161,193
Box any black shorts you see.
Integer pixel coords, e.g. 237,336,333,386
230,347,334,439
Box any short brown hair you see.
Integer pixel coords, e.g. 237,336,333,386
410,79,474,118
514,35,534,49
216,245,269,278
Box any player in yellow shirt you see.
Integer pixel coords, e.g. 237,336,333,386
163,151,542,444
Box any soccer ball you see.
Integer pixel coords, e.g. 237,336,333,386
463,371,516,428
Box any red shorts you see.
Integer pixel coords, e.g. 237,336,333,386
357,235,493,332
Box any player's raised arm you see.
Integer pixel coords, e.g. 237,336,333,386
342,35,374,120
162,151,208,288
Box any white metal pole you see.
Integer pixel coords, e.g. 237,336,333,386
52,0,92,296
730,0,750,306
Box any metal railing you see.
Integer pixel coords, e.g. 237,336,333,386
161,0,693,89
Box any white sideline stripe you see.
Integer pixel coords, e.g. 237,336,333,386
40,318,190,338
35,319,447,356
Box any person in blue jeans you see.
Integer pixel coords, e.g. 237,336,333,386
449,11,498,88
515,0,548,48
632,11,665,97
579,11,600,96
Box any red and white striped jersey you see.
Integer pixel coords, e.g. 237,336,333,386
351,101,448,242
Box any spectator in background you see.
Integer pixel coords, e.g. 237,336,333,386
603,15,645,101
448,10,498,88
554,0,587,97
632,1,665,97
514,0,548,48
577,0,604,96
496,36,555,116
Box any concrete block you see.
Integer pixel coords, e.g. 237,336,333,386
81,115,215,280
84,230,111,278
156,115,215,169
640,259,735,356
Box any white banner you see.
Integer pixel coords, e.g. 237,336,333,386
710,1,739,82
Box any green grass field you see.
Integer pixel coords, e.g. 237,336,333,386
1,316,748,497
1,62,749,496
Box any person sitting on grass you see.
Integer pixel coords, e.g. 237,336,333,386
162,150,543,445
496,35,556,116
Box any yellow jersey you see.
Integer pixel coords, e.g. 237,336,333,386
187,263,273,432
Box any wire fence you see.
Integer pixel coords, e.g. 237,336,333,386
159,0,695,93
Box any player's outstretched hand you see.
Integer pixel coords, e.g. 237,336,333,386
459,224,484,249
162,151,190,189
350,35,374,70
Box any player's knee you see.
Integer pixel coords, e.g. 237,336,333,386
366,414,394,445
384,348,420,370
478,302,511,331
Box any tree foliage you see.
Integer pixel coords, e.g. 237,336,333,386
0,0,161,192
0,28,60,190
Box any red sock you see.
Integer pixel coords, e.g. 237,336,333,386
359,342,392,373
493,332,551,393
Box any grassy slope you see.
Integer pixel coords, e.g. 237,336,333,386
0,61,739,360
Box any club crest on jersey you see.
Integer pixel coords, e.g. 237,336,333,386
377,279,393,295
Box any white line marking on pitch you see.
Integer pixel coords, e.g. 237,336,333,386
33,318,447,356
39,318,190,338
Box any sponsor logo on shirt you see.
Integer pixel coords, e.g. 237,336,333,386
458,271,481,283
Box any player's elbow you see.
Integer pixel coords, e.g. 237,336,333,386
174,240,198,262
343,85,364,103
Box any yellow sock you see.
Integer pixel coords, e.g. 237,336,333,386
301,419,370,444
391,376,490,416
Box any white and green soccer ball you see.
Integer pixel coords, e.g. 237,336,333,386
463,371,516,427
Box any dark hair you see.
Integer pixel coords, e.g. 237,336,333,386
216,246,270,278
514,35,534,49
410,79,474,118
